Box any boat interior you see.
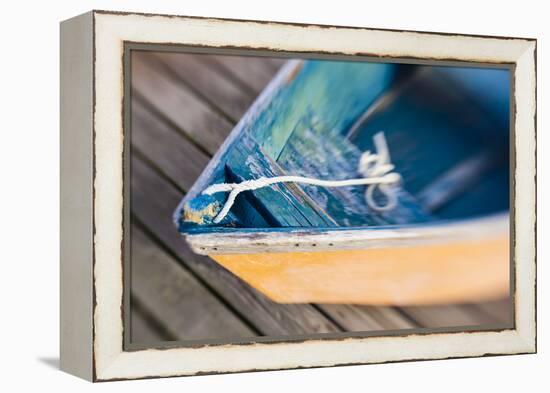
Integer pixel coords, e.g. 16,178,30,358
177,60,510,234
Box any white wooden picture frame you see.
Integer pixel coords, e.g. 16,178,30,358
60,10,536,381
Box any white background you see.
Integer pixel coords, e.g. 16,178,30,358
0,0,546,391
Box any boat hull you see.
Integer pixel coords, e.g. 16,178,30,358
211,235,509,305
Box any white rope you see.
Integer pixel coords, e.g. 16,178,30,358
203,132,401,224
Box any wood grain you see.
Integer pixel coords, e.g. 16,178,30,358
131,51,231,155
131,97,210,191
206,54,285,93
130,296,174,343
152,51,256,121
400,302,511,327
473,299,514,325
318,305,417,331
131,224,255,340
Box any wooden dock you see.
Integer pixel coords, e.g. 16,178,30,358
129,50,512,345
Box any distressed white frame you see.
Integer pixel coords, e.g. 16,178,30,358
60,10,536,381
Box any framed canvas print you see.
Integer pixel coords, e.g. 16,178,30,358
60,10,537,381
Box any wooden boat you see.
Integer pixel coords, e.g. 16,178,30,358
174,59,510,305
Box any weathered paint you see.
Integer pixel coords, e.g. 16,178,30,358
212,235,509,305
253,60,397,158
182,194,220,225
226,133,335,227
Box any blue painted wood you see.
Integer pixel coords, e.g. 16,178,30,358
225,133,336,227
276,112,432,226
349,67,509,199
252,60,398,159
176,59,510,235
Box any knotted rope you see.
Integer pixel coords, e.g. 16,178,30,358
203,132,401,224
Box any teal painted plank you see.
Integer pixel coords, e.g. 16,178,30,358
225,134,336,227
251,60,398,158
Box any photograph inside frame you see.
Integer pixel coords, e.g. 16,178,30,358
128,48,513,347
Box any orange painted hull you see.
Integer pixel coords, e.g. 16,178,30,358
212,235,509,305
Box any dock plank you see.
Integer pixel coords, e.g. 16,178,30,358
131,224,255,341
318,305,417,331
131,51,231,155
152,51,256,121
468,299,513,325
131,97,210,191
207,54,284,93
400,303,507,328
130,298,173,344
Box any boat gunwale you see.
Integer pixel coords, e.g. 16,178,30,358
183,212,509,255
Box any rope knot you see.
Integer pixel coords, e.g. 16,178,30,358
357,132,401,212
